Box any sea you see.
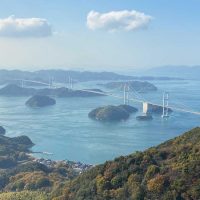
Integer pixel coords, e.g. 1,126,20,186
0,79,199,164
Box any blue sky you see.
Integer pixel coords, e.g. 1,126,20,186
0,0,199,71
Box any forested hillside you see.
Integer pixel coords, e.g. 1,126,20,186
55,127,200,200
1,128,200,199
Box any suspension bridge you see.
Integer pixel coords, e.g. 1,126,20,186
10,78,54,88
9,77,200,117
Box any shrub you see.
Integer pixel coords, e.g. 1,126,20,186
147,174,166,193
36,178,51,188
145,165,160,180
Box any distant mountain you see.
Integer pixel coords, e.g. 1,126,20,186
0,69,181,85
146,66,200,79
0,70,135,85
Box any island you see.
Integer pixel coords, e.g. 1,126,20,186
25,95,56,107
88,105,138,121
98,81,157,93
118,104,138,113
0,84,36,96
0,84,105,98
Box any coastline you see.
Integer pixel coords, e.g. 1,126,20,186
27,150,93,174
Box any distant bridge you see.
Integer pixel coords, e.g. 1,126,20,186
73,84,200,116
10,78,200,117
8,79,51,87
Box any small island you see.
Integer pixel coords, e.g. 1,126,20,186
88,105,138,122
98,81,157,93
26,95,56,107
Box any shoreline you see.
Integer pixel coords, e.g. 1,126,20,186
0,128,94,174
27,151,93,174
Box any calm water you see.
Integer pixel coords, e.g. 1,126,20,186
0,80,200,164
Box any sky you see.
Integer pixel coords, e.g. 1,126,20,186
0,0,200,71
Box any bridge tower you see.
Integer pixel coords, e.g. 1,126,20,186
48,77,54,88
48,77,51,88
162,92,169,118
68,76,70,89
21,80,24,88
51,77,54,88
71,78,73,89
123,84,129,105
68,76,73,89
49,77,51,88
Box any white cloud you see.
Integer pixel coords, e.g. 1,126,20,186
0,15,52,38
87,10,153,32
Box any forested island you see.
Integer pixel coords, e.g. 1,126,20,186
99,81,157,93
26,95,56,107
89,105,138,121
0,84,105,97
0,127,200,199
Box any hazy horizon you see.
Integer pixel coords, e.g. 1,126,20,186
0,65,198,73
